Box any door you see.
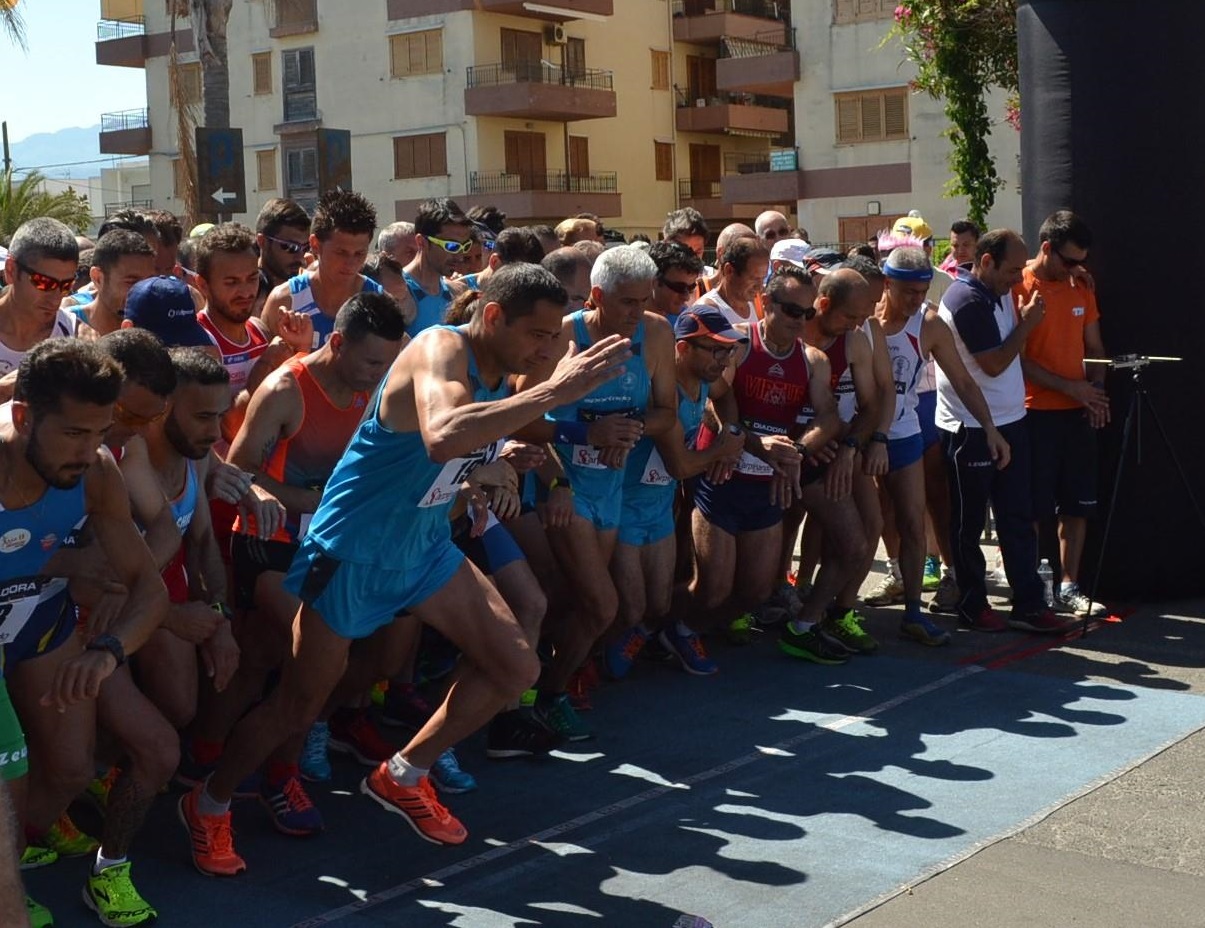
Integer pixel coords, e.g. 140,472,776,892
838,214,904,250
569,136,590,189
501,28,543,81
688,143,721,198
562,38,586,82
686,55,717,103
505,131,548,191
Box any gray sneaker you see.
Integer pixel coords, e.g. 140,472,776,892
929,572,960,614
864,573,905,607
1056,584,1107,617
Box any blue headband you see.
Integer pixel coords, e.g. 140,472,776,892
883,263,934,282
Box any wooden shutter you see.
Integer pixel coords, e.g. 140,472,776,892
252,52,272,94
836,95,860,142
860,92,883,140
654,141,674,182
394,133,447,179
883,89,908,138
256,149,277,190
569,136,590,177
391,30,442,78
651,50,670,91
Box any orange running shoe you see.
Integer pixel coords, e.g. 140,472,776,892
360,765,467,846
177,786,247,877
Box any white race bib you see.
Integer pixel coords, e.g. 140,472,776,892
570,444,607,470
735,450,774,478
640,448,673,486
417,441,504,509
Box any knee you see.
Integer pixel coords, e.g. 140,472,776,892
515,589,548,640
154,691,196,732
126,720,180,788
495,646,540,699
580,584,618,634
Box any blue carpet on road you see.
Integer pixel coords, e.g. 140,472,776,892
26,647,1205,928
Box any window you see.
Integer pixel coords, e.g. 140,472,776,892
272,0,318,36
835,88,909,143
654,141,674,182
286,147,318,189
252,52,272,95
178,62,202,106
651,50,670,91
390,29,443,78
256,149,278,190
282,48,317,122
393,133,447,180
833,0,896,24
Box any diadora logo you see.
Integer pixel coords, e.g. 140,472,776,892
40,533,58,551
0,528,31,553
767,363,785,378
0,579,37,598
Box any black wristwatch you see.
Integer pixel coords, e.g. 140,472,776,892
870,431,889,444
841,435,861,450
85,634,126,667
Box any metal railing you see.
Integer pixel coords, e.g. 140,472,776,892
722,148,798,174
469,171,618,195
719,27,795,58
103,199,154,215
678,177,722,199
466,62,614,91
676,88,791,110
671,0,785,21
97,17,146,41
100,108,149,133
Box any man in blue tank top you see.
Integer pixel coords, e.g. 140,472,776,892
181,264,633,875
402,198,472,336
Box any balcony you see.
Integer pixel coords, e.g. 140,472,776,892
671,0,787,45
676,93,790,137
392,0,613,20
397,170,621,223
102,198,154,216
95,17,146,68
99,109,151,155
722,149,805,203
465,63,617,122
677,177,764,221
716,31,799,98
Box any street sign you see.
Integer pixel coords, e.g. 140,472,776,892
196,127,247,215
317,128,352,194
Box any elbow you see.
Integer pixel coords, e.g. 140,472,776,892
426,435,460,465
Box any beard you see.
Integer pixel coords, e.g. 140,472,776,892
210,295,254,325
25,429,88,490
163,413,212,461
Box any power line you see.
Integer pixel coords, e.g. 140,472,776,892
13,155,148,173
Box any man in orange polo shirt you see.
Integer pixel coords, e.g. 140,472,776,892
1014,210,1110,616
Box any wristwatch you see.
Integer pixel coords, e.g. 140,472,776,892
841,436,861,450
549,476,573,492
870,431,889,444
85,634,126,667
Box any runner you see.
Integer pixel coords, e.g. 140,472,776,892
402,198,472,335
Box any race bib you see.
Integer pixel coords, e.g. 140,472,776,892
0,576,44,646
735,451,775,478
570,444,606,470
640,448,673,487
417,440,503,509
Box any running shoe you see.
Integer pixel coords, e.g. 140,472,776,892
922,556,942,592
379,682,435,730
85,766,120,814
778,625,850,665
300,721,332,783
44,812,99,858
726,612,760,646
791,575,814,605
760,583,799,625
26,897,53,928
566,665,595,711
259,775,324,836
1008,607,1075,634
603,626,651,680
929,572,960,614
821,608,879,654
863,573,905,607
900,614,952,647
534,693,594,742
431,749,477,794
83,861,157,927
659,627,719,676
20,845,57,870
328,709,397,766
485,708,564,759
178,786,246,877
1056,584,1107,617
360,766,467,845
957,605,1008,632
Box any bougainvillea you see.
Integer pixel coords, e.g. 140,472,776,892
890,0,1019,227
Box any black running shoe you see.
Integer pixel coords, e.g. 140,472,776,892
485,708,565,759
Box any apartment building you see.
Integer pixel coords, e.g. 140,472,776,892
94,0,1018,244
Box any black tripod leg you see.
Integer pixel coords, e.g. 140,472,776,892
1085,390,1139,637
1138,391,1205,533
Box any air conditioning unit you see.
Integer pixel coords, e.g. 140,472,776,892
545,24,567,45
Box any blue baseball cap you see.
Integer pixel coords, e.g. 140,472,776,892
673,306,749,343
123,276,214,349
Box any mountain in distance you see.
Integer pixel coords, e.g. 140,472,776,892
7,125,144,178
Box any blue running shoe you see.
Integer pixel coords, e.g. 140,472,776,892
430,749,477,794
300,721,332,783
603,626,651,680
259,775,324,836
658,627,718,676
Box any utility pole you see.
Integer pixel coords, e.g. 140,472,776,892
1,122,10,174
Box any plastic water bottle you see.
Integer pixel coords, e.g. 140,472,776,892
1038,558,1054,607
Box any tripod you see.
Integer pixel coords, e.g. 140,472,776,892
1085,358,1205,634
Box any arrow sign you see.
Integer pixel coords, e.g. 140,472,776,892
195,127,247,216
211,187,238,205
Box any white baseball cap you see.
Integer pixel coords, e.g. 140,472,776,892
769,238,811,268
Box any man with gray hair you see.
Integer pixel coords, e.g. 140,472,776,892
376,221,418,267
516,246,677,738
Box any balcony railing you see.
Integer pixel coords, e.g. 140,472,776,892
469,171,618,195
466,62,614,91
97,17,146,41
671,0,785,20
676,89,791,110
719,28,795,57
679,178,722,199
103,199,154,215
100,108,149,132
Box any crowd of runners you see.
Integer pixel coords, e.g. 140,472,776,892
0,189,1108,926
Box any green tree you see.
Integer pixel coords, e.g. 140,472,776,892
0,169,93,243
890,0,1019,228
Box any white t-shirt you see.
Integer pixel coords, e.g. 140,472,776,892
696,287,757,329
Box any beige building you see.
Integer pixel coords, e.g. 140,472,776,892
94,0,1019,244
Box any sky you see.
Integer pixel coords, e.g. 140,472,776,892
0,0,149,142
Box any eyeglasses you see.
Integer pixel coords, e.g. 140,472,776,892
14,258,76,294
657,276,696,296
113,400,167,429
265,234,308,255
689,341,739,361
1056,249,1087,268
763,228,791,241
772,298,816,320
426,234,475,255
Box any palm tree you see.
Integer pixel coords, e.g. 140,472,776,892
0,169,93,243
0,0,26,51
189,0,234,130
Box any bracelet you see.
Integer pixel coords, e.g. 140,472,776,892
553,420,590,445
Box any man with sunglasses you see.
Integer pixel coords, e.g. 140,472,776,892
648,241,704,326
403,197,473,336
1013,210,1109,618
262,190,383,353
754,210,793,247
254,199,312,316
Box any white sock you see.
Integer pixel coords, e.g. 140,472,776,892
788,619,814,635
93,849,127,875
886,558,901,580
387,753,428,787
1060,580,1077,594
674,620,694,637
197,784,230,817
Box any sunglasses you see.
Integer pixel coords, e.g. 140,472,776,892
14,258,76,294
426,234,475,255
689,341,739,361
265,234,308,255
763,228,791,240
113,400,167,429
657,276,696,296
773,298,816,320
1056,249,1087,268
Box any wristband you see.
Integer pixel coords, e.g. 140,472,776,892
553,420,590,445
841,436,861,450
549,476,573,493
211,601,235,622
870,431,889,444
85,634,126,667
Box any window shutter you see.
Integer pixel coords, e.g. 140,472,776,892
253,53,272,94
860,92,883,139
833,0,855,23
836,96,860,142
256,149,277,190
883,90,907,138
655,142,674,181
425,31,443,73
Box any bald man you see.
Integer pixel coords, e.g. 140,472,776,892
697,223,757,301
754,211,792,247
